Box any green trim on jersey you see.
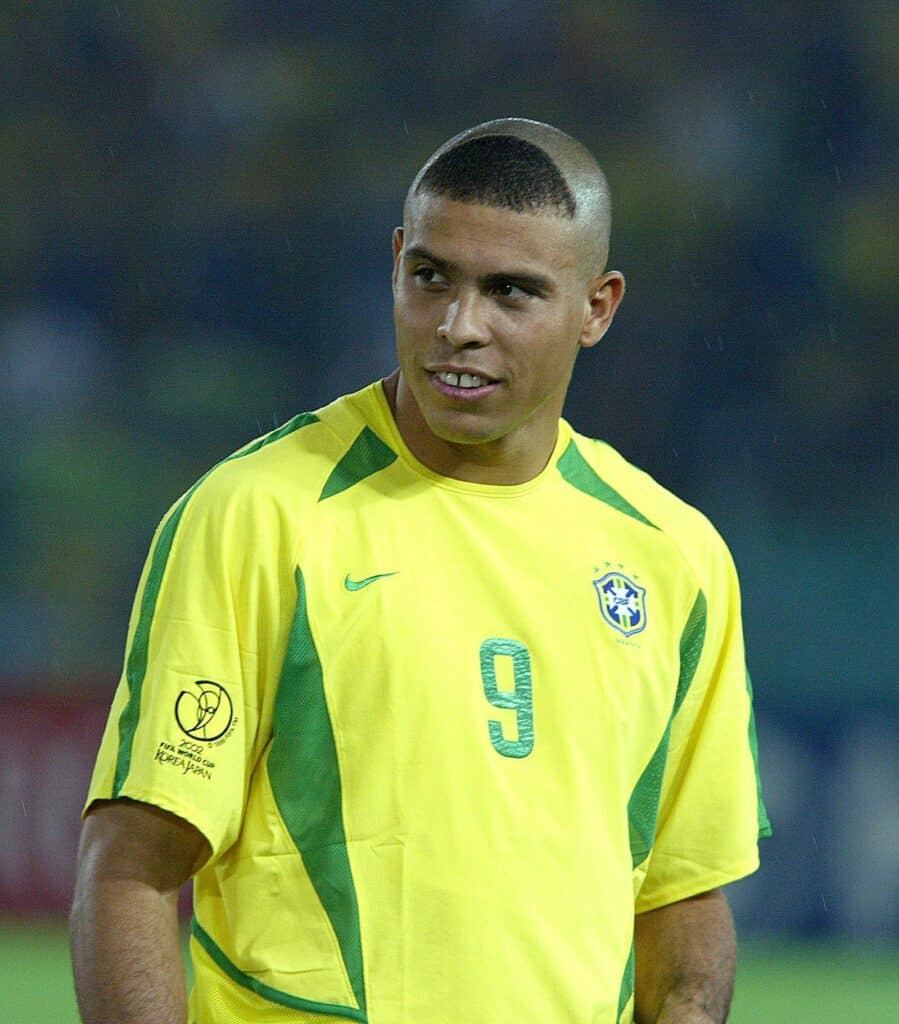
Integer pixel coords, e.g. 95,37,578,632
616,941,635,1021
191,918,367,1022
267,566,367,1015
319,426,397,501
627,591,707,867
556,440,658,529
112,412,319,798
746,670,773,838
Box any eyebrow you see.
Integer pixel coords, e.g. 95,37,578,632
403,244,555,295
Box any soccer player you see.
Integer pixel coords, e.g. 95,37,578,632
70,118,770,1024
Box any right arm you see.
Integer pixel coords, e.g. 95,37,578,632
70,798,211,1024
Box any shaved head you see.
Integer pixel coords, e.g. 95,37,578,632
406,118,613,275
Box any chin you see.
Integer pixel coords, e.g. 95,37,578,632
425,413,505,447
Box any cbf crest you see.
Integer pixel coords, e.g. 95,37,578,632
594,572,647,637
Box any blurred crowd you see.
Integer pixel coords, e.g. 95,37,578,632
2,2,896,721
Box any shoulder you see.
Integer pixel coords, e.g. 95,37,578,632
158,385,382,550
180,386,379,515
564,430,736,595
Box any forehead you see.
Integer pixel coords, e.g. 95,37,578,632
403,194,582,277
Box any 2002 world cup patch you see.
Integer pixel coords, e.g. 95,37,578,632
175,680,234,742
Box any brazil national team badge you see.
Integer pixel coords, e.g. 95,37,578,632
594,572,647,637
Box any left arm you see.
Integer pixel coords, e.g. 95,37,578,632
633,887,736,1024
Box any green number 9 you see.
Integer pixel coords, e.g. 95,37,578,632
479,638,534,759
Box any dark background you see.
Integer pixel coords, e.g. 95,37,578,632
2,2,896,940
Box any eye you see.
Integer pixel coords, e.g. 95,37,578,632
492,280,530,300
413,266,446,287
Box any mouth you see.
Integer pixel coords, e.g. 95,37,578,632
427,369,501,400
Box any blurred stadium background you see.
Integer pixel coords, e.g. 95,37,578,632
2,2,896,1019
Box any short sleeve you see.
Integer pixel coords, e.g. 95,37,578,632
84,464,297,862
635,529,771,913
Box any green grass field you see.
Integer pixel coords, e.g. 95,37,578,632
6,921,896,1022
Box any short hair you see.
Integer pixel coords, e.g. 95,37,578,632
414,135,577,219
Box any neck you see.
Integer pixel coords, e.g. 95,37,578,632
381,371,559,486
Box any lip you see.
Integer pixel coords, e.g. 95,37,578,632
427,369,500,401
427,364,499,382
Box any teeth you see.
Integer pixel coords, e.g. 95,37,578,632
438,371,485,388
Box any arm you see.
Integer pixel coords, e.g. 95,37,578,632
633,888,736,1024
70,798,211,1024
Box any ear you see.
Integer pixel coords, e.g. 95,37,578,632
579,271,625,349
392,227,404,288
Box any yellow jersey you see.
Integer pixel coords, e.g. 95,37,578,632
86,380,770,1023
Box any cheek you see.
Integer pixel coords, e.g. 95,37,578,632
394,289,432,334
516,322,578,374
393,304,431,367
392,297,416,343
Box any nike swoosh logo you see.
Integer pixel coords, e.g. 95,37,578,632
344,572,399,591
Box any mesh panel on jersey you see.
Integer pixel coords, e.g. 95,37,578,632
556,440,657,529
626,590,707,867
319,426,397,501
266,567,366,1013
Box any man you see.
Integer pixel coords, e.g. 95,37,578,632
70,118,770,1024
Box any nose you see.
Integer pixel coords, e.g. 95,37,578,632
437,291,489,347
